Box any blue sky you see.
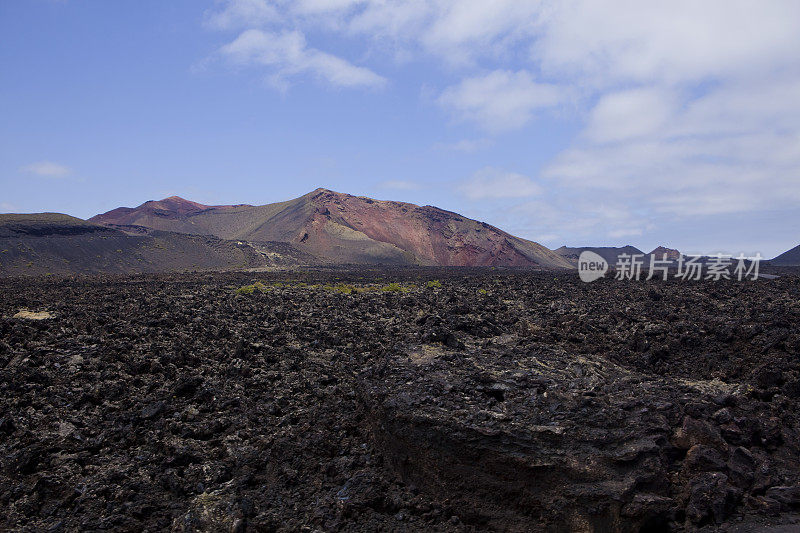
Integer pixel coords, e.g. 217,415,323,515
1,0,799,257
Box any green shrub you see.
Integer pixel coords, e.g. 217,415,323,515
381,282,409,293
426,279,442,289
331,283,359,294
235,281,270,295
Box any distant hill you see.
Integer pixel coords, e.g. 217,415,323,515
90,196,252,234
92,188,572,268
556,245,686,268
770,244,800,266
649,246,681,260
555,245,646,267
0,213,109,238
0,214,306,276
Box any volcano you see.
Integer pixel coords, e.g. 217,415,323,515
770,244,800,266
91,188,571,268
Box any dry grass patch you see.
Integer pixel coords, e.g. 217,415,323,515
13,309,53,320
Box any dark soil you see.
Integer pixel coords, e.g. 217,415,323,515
1,269,799,532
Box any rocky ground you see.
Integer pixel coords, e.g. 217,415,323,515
1,268,799,532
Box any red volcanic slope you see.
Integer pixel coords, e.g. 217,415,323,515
91,188,572,268
649,246,681,260
92,196,208,222
295,189,569,267
92,197,242,222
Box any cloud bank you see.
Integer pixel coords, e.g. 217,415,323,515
204,0,800,243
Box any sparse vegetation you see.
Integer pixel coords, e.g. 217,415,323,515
325,283,359,294
235,281,270,295
426,279,442,289
380,282,410,293
226,278,432,299
244,280,418,295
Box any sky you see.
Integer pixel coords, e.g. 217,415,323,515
1,0,799,257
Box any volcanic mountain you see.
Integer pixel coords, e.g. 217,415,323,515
90,196,250,231
91,188,572,268
770,244,800,266
555,245,646,267
649,246,681,260
556,245,684,267
0,213,307,276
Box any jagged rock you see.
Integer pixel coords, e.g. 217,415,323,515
685,472,739,525
684,445,727,473
766,486,800,510
674,416,728,451
727,446,756,488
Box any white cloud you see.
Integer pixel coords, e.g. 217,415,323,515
205,0,278,30
459,167,542,200
529,2,800,223
423,1,539,51
219,29,386,89
608,227,644,239
504,196,653,245
438,70,563,132
585,88,678,144
319,1,546,67
292,0,365,16
21,161,71,177
433,138,492,153
380,180,420,190
207,2,800,87
234,1,799,81
534,1,800,87
544,77,800,217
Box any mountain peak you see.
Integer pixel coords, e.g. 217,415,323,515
309,187,347,198
650,246,681,259
154,196,208,208
143,196,210,217
771,243,800,266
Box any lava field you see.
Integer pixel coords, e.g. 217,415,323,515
1,269,799,532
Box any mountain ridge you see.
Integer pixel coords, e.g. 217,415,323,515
770,244,800,266
91,188,572,268
555,245,646,267
0,213,301,276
